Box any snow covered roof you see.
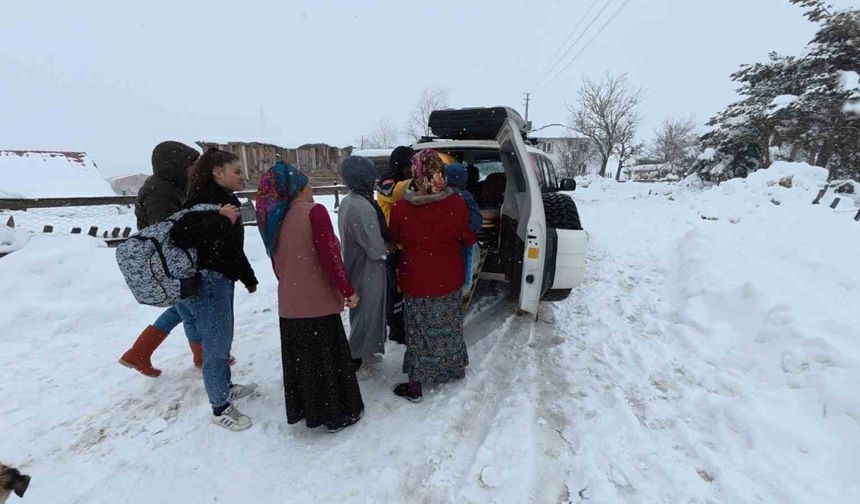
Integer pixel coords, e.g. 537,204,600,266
351,148,394,159
0,150,115,198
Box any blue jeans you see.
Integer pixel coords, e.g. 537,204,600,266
152,304,201,343
181,271,235,409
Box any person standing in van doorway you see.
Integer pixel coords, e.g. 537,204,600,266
376,146,414,345
389,150,477,402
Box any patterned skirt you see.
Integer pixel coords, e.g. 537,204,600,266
403,291,469,384
280,315,364,429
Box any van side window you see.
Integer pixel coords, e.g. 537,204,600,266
528,153,546,188
541,156,559,191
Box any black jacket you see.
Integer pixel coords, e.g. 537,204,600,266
170,182,258,288
134,175,186,230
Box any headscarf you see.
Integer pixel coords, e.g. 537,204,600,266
255,161,308,257
340,156,390,243
411,149,448,194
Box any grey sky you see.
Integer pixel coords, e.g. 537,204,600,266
1,0,854,177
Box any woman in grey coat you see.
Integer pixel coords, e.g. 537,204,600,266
338,156,389,370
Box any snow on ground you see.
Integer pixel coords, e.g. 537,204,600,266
2,164,859,503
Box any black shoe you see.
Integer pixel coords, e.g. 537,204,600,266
393,383,423,403
326,409,364,433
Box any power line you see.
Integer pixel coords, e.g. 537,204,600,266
540,0,633,90
533,0,615,90
538,0,601,78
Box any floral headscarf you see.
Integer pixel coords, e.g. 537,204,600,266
410,149,447,194
255,161,308,257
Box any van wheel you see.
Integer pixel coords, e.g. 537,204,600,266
542,288,571,301
542,193,582,230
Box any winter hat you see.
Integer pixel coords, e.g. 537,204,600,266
151,141,200,184
445,163,468,189
386,146,415,181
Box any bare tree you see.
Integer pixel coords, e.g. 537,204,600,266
358,119,401,149
556,136,596,178
406,86,450,141
568,73,643,177
614,117,643,181
651,116,699,167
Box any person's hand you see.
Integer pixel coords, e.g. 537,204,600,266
345,293,360,309
246,284,257,294
220,204,241,224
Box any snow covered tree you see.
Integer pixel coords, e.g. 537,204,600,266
568,73,643,178
785,1,860,179
698,1,860,182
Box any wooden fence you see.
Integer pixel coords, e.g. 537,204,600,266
0,185,349,248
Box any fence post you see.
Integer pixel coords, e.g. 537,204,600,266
111,227,121,238
71,227,81,234
829,198,841,209
334,188,340,209
855,209,860,222
88,226,98,237
5,216,13,228
43,225,53,233
812,186,828,204
122,227,132,237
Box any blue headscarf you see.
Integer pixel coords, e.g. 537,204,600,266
255,161,308,257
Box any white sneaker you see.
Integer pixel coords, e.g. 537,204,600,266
212,404,252,432
229,383,259,402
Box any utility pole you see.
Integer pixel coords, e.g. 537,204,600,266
523,92,531,123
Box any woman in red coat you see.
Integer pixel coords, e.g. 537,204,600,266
389,150,477,402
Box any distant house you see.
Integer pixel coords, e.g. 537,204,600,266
196,139,352,188
0,150,115,198
531,136,600,177
108,173,149,195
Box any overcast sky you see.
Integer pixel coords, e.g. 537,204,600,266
1,0,855,177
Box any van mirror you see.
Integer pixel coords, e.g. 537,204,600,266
560,178,576,191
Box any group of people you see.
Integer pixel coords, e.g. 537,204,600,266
118,141,481,433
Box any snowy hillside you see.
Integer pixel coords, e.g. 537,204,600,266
1,164,859,503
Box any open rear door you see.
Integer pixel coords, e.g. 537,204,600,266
496,119,546,316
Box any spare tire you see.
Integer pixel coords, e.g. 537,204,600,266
542,192,582,230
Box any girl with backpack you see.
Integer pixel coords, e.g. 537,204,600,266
170,147,260,432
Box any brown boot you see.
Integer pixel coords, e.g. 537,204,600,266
189,341,204,368
189,342,236,369
119,326,168,377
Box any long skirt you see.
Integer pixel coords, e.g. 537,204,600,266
402,291,469,384
280,315,364,429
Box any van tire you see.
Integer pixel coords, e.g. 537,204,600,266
542,288,571,301
542,193,582,230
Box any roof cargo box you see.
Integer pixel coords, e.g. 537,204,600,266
428,107,527,140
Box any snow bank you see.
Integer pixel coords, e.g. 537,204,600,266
0,151,115,198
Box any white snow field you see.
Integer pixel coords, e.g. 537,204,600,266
1,163,859,503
